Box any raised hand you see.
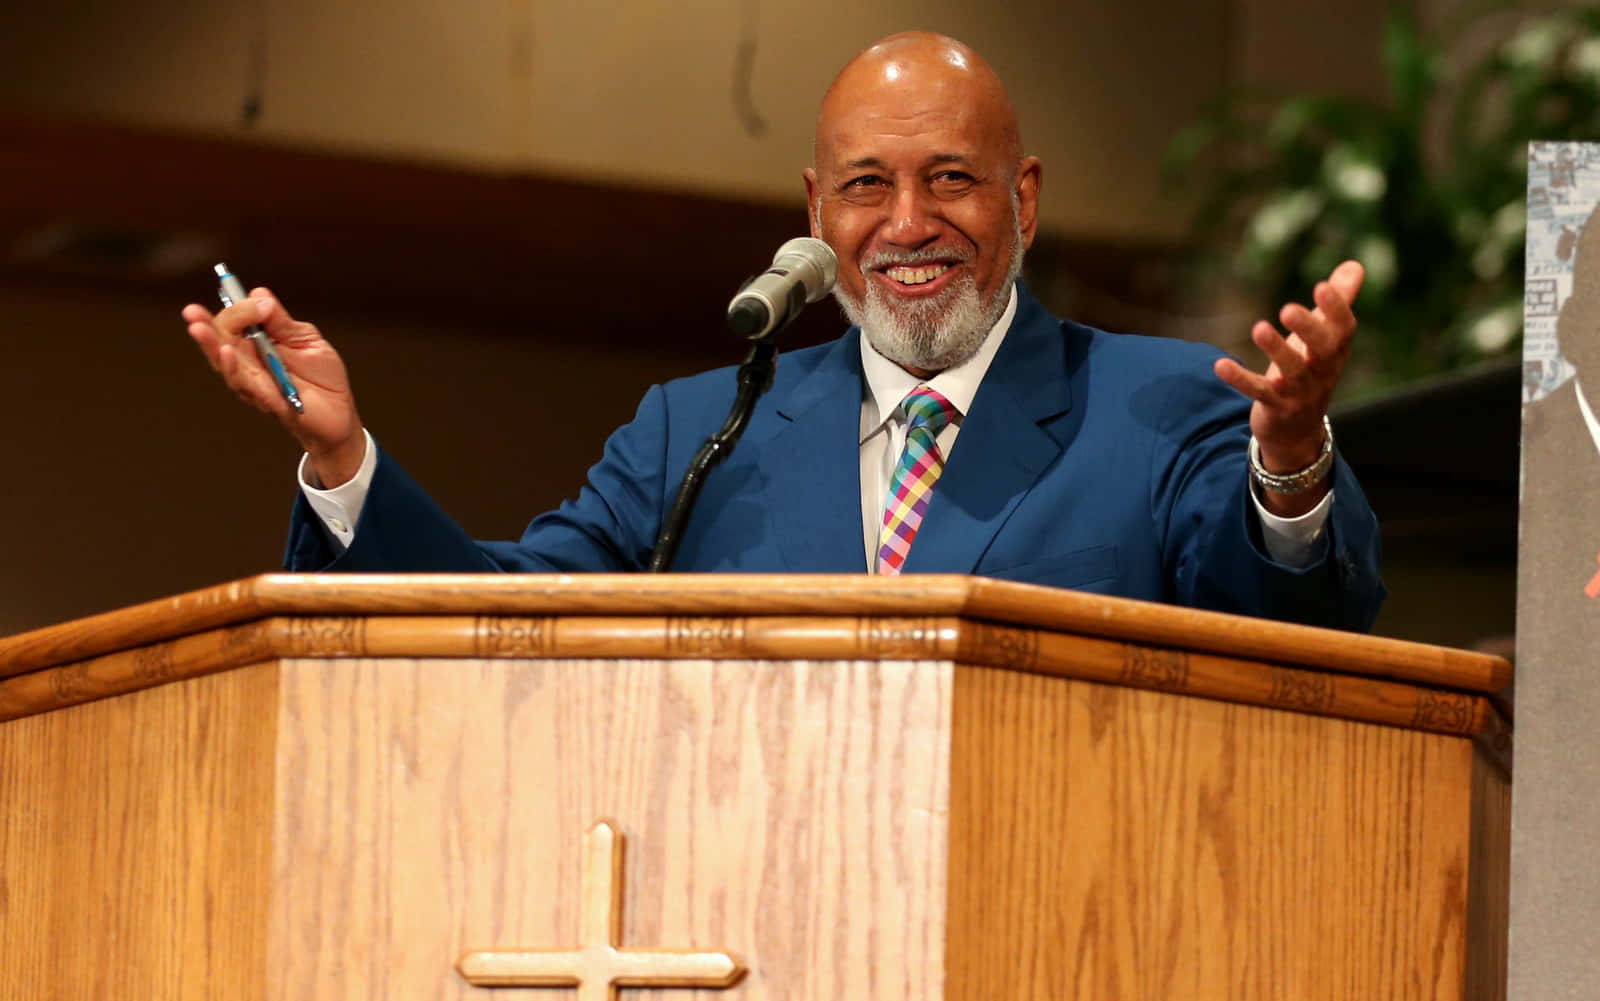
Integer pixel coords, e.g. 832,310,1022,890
1213,260,1364,516
183,288,367,488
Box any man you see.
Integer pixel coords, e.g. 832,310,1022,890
182,32,1384,631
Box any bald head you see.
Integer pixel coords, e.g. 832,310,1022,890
815,32,1025,175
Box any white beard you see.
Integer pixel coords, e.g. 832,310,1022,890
830,220,1024,373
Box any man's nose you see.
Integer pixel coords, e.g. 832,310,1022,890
885,187,940,246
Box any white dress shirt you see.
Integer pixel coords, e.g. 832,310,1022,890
303,283,1331,567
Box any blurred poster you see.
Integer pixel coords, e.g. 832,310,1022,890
1512,141,1600,1000
1519,143,1600,612
1522,143,1600,403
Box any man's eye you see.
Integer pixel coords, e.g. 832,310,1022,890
845,176,883,189
933,171,974,184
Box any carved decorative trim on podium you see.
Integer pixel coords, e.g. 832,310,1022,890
967,623,1041,672
855,616,951,659
0,611,1506,743
1412,690,1478,734
666,617,748,656
0,574,1515,693
288,616,367,656
1269,671,1336,713
1120,646,1190,691
474,616,555,657
457,821,745,1000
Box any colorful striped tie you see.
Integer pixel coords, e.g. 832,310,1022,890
877,385,959,575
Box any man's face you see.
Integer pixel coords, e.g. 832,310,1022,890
804,66,1040,373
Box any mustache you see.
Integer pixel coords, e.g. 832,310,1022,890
862,246,972,269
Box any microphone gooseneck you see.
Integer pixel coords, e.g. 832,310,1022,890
650,237,837,571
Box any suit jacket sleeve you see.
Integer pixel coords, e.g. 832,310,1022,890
1149,370,1384,632
285,384,672,573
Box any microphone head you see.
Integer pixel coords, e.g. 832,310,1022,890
726,297,769,338
773,237,838,303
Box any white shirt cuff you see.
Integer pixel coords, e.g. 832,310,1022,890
1250,479,1333,568
297,429,378,552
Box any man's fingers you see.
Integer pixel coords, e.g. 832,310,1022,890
1274,261,1361,364
1215,356,1286,407
187,321,225,372
249,289,299,335
1217,262,1362,439
184,305,221,363
1313,279,1355,327
214,295,322,360
1328,259,1365,306
186,301,277,391
1311,281,1357,354
1279,300,1342,365
218,341,263,402
210,296,271,339
246,292,324,349
249,289,278,325
218,342,289,418
1250,319,1310,383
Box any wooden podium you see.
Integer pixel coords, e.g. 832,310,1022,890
0,574,1511,1001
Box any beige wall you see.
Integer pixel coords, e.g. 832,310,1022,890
0,1,1391,243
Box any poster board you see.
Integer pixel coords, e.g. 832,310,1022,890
1512,140,1600,1000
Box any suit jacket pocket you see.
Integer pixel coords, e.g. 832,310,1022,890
978,544,1119,589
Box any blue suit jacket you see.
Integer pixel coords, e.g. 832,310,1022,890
288,287,1385,631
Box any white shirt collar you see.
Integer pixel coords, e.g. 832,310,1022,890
858,283,1019,442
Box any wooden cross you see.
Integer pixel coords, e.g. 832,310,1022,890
457,820,745,1000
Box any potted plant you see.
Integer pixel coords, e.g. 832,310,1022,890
1166,3,1600,394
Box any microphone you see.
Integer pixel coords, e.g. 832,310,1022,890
726,237,838,340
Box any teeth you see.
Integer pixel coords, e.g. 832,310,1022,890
885,263,952,286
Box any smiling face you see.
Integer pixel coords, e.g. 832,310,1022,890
804,33,1041,375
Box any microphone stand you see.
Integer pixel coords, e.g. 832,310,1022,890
647,338,778,572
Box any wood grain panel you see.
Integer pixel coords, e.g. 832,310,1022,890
263,656,951,1001
946,665,1489,1001
0,665,278,1001
1465,749,1511,1001
0,575,1511,694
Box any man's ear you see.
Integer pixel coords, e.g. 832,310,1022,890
803,168,822,238
1015,155,1042,249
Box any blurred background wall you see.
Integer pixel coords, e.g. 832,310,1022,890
0,0,1524,646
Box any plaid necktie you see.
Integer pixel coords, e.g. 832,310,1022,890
877,385,959,575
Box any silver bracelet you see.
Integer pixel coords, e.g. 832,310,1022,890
1248,416,1334,495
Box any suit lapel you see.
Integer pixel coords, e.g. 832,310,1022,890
757,334,871,572
901,287,1077,574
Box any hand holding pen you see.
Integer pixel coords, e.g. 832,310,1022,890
215,263,303,414
181,272,369,489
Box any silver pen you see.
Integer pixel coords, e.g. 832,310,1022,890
213,262,304,414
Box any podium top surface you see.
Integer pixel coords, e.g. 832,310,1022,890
0,573,1510,694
